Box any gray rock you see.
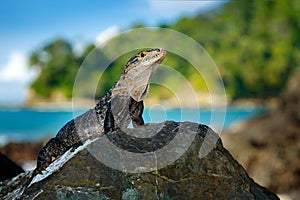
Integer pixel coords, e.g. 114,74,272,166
0,121,279,199
222,68,300,196
280,67,300,124
0,153,24,181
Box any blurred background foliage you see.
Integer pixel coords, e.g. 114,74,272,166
29,0,300,100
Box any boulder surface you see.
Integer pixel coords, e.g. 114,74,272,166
0,121,279,199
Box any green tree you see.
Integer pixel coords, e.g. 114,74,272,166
171,0,300,99
30,39,80,98
29,0,300,100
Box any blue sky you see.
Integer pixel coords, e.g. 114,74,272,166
0,0,225,104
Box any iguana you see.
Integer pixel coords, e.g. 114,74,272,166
34,48,167,174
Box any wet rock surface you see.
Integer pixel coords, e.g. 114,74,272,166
0,121,278,199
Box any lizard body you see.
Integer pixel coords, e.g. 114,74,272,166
35,48,167,174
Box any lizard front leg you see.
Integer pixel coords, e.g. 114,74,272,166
35,139,54,174
129,97,145,128
104,102,116,133
35,138,66,174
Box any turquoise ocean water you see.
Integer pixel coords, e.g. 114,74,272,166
0,107,266,146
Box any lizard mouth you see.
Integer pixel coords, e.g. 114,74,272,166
153,49,167,64
144,48,167,66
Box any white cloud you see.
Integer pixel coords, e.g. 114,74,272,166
0,52,38,84
73,38,87,56
0,52,39,103
95,26,119,48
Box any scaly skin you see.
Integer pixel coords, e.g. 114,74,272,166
34,48,167,175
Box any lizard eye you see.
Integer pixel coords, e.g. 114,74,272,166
140,52,145,57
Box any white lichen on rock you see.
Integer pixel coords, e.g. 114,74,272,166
29,138,97,187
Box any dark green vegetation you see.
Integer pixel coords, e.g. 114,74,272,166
30,0,300,100
30,40,78,98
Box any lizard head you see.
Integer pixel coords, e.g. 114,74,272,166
124,48,167,102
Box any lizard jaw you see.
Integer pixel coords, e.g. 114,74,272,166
126,48,167,102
